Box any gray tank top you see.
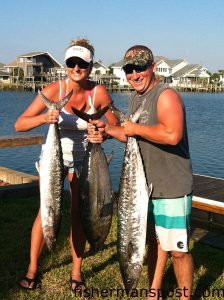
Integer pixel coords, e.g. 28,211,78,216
128,82,193,198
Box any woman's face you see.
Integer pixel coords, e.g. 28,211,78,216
66,57,92,82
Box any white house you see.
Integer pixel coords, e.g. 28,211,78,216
219,74,224,85
111,55,210,87
91,60,110,81
156,58,188,82
111,56,187,86
111,56,166,86
0,63,10,84
111,59,128,86
171,64,210,86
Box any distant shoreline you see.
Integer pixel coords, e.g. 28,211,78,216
0,83,224,94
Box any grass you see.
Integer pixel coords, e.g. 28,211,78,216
0,195,223,300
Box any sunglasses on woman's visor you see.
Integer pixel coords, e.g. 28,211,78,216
66,58,90,69
123,62,152,75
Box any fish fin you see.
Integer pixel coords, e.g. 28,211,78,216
38,90,73,110
148,183,153,197
35,161,40,173
75,167,81,179
127,241,134,262
71,105,109,122
100,202,113,218
130,98,147,123
112,191,118,203
106,151,113,165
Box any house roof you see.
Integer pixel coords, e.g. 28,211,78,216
111,59,124,68
162,59,185,68
154,56,167,63
18,51,46,57
188,66,210,78
172,64,200,77
93,60,109,70
172,64,210,78
6,52,63,68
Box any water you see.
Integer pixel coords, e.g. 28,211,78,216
0,91,223,191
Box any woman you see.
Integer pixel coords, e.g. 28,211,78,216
15,37,118,291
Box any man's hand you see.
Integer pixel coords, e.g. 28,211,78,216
88,120,106,144
122,121,137,137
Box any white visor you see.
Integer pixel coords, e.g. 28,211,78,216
64,46,93,63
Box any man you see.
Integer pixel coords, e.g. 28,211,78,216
89,45,194,299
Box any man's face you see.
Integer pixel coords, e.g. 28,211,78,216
125,63,155,95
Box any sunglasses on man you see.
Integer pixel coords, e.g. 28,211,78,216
123,62,152,75
66,58,91,69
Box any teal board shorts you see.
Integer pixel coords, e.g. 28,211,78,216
147,194,192,252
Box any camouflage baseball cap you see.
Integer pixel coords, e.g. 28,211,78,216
123,45,154,67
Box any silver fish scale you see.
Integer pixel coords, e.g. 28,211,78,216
39,124,64,251
118,135,149,292
79,143,113,251
111,99,151,293
37,90,72,251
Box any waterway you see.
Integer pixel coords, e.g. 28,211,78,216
0,91,223,191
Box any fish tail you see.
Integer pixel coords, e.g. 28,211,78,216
56,90,73,110
38,90,73,110
71,105,109,122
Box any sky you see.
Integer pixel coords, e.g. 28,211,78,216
1,0,223,72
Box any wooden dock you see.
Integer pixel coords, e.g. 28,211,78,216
193,174,224,213
192,173,224,231
191,174,224,245
175,83,224,93
1,81,224,93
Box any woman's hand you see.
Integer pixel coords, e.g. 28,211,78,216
44,109,60,124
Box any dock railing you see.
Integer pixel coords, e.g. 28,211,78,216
192,196,224,215
0,134,44,197
0,134,44,148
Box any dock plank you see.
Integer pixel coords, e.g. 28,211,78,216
193,174,224,202
0,134,45,148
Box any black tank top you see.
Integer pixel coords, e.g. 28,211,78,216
128,82,193,198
